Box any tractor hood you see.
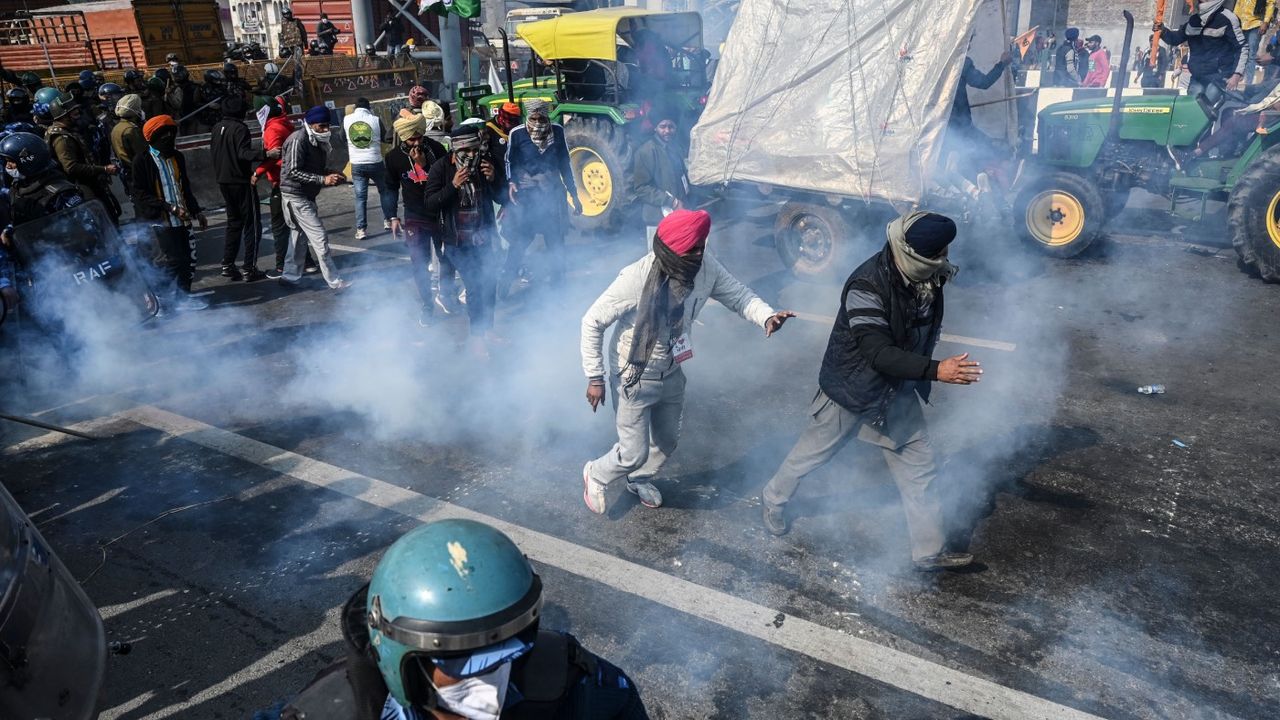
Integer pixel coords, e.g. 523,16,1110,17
1035,93,1211,166
1039,94,1179,118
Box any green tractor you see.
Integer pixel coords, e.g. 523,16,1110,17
1016,11,1280,281
456,8,710,231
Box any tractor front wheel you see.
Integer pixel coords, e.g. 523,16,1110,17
1226,143,1280,282
1015,172,1105,258
565,120,632,232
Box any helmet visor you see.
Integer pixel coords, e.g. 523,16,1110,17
431,636,533,679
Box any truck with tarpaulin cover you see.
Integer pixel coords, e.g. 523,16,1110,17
686,0,1017,279
457,8,712,231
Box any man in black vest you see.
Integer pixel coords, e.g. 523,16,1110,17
759,212,982,571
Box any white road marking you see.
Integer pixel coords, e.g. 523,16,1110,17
116,404,1102,720
98,589,182,621
37,487,128,527
329,242,412,260
790,311,1018,352
100,690,157,718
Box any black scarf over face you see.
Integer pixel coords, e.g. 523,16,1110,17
623,238,703,387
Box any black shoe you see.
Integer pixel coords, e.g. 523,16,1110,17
243,268,267,282
762,504,788,536
265,268,284,280
220,265,243,281
912,552,974,572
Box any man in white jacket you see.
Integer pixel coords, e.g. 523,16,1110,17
580,210,796,513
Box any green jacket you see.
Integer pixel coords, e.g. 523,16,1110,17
110,118,146,169
45,123,107,197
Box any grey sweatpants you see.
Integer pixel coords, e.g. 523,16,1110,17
762,389,945,561
281,193,344,287
588,368,687,486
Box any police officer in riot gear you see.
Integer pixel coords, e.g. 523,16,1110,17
2,87,35,125
44,94,119,223
277,519,649,720
1,132,85,243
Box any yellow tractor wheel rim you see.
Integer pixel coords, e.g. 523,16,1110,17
1026,190,1086,247
1266,188,1280,250
570,147,612,217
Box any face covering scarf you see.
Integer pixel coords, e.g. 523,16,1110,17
306,123,331,147
526,116,552,151
623,238,703,388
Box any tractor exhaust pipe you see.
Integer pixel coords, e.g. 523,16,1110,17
1111,10,1136,140
498,28,515,103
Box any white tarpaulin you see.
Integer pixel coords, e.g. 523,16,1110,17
688,0,1012,205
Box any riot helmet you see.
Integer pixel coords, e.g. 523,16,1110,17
173,65,190,83
153,68,172,84
123,69,144,85
6,121,39,136
64,82,83,100
282,7,293,20
5,87,30,110
264,62,280,76
97,82,124,105
77,69,98,92
18,71,41,92
203,70,225,87
223,61,240,79
1,132,57,177
33,87,60,106
46,93,78,121
366,519,542,710
146,77,166,95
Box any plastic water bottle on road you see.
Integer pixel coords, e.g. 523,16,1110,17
1137,384,1166,395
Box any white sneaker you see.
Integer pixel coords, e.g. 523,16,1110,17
583,462,608,515
383,220,392,231
354,228,367,241
627,481,663,508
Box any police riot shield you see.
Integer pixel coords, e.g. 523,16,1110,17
0,482,106,719
9,200,158,328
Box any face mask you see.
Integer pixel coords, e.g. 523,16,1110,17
6,167,20,180
307,124,332,144
153,136,177,156
432,662,511,720
455,150,477,167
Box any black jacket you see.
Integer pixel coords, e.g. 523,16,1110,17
280,586,648,720
424,154,505,245
951,57,1007,131
631,137,688,225
384,138,448,226
505,125,577,199
1052,42,1080,87
818,247,944,425
1161,4,1249,84
130,147,202,222
280,127,329,199
209,116,263,184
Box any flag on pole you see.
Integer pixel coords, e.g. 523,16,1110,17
488,59,505,96
1013,25,1039,60
423,0,482,19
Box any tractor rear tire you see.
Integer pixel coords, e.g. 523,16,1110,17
565,119,632,233
1226,143,1280,282
1015,171,1105,258
774,201,853,281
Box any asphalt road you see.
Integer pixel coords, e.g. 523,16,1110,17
2,189,1277,720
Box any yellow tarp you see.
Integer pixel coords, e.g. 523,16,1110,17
515,8,702,62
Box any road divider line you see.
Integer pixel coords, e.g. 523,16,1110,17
330,242,412,260
790,312,1018,352
117,404,1100,720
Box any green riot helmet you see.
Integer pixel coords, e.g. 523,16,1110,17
19,71,41,92
366,519,542,709
46,92,77,121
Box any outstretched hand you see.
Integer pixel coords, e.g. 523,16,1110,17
937,353,983,385
764,311,797,337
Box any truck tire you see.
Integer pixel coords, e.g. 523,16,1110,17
1226,143,1280,282
564,119,632,232
1015,172,1105,258
774,201,852,280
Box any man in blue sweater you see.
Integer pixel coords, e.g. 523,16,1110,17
502,100,580,295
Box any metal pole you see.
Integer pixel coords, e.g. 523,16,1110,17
352,0,375,51
440,12,464,92
0,414,97,440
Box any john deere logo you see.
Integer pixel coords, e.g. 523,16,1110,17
349,120,374,149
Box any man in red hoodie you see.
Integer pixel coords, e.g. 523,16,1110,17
254,97,296,278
